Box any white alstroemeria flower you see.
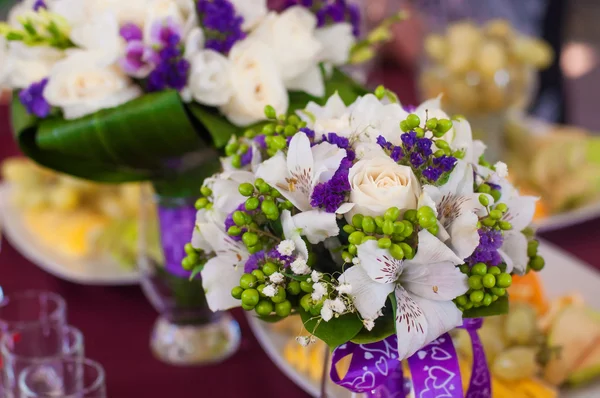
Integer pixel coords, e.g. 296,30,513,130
229,0,267,30
191,205,228,252
299,92,351,137
188,49,233,107
315,23,355,66
200,221,250,311
256,132,346,211
450,117,486,165
70,12,122,64
420,161,488,260
204,170,255,214
251,6,324,96
339,231,468,361
6,42,64,88
414,96,454,142
349,94,409,145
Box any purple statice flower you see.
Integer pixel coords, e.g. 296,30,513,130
487,182,502,191
403,105,417,113
422,166,443,182
254,135,267,149
322,132,349,150
197,0,246,54
466,228,504,266
33,0,46,11
390,146,404,162
410,152,425,168
148,57,190,92
19,78,50,118
120,23,143,42
376,135,392,150
286,0,361,36
150,18,183,47
401,131,417,148
299,127,315,140
268,248,295,268
311,157,352,212
416,138,433,157
245,250,265,273
433,155,457,173
240,148,253,167
120,41,158,78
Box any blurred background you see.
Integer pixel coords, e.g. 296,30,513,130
1,0,600,397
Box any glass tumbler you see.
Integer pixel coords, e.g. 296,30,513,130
18,358,105,398
0,291,66,332
1,325,83,397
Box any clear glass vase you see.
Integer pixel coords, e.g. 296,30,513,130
137,187,240,366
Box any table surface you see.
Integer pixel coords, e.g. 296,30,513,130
1,70,600,398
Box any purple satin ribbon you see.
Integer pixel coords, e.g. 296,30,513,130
331,319,491,398
157,204,197,278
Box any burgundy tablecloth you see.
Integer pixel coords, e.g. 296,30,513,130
1,74,599,398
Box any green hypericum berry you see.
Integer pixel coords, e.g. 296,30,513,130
468,275,483,290
300,281,313,293
414,127,425,137
200,186,212,197
375,85,386,99
435,140,449,150
496,203,508,213
418,215,436,229
499,221,512,230
227,226,242,236
275,125,284,134
399,243,414,259
496,273,512,288
482,218,496,228
238,183,254,197
242,232,259,247
184,243,196,256
384,207,400,221
248,244,263,254
261,200,278,216
477,184,491,194
482,294,493,306
463,302,473,310
459,264,470,274
491,189,501,202
300,294,312,311
479,194,490,207
251,269,265,282
527,240,539,257
257,284,266,297
225,141,239,156
482,274,496,288
242,289,260,307
529,255,545,271
242,303,255,311
362,216,376,233
271,287,287,304
492,295,499,302
195,197,209,210
287,114,301,125
406,114,421,129
255,300,274,316
352,214,364,229
264,105,277,119
231,286,244,299
374,216,385,228
402,221,414,237
244,128,256,138
348,231,365,245
470,290,484,303
245,197,260,211
382,220,394,235
426,118,438,130
400,120,410,132
489,210,503,220
471,263,487,276
240,273,258,289
417,206,434,218
389,244,404,260
232,211,247,226
342,251,353,263
361,236,376,244
342,224,355,234
433,149,445,158
378,237,392,249
436,119,453,134
271,135,287,150
393,221,405,235
456,295,468,306
348,244,357,255
490,287,506,296
239,144,249,153
427,224,439,236
262,262,278,276
404,209,418,223
287,281,301,296
488,266,501,275
275,300,292,317
231,154,242,168
284,125,297,137
181,257,194,270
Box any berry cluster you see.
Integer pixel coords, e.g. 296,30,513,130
455,262,512,311
527,239,545,272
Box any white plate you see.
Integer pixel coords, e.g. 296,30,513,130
533,202,600,232
248,241,600,398
0,185,139,286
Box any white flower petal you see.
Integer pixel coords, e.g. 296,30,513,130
339,265,394,320
336,203,355,214
357,240,403,284
394,286,428,361
315,23,355,66
400,262,468,301
411,294,464,348
201,257,243,311
311,141,347,182
291,210,339,244
281,210,309,260
199,220,248,264
285,65,325,97
448,211,480,260
500,231,529,275
418,191,439,218
409,230,463,266
502,195,538,232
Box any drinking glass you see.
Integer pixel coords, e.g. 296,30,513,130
18,358,105,398
1,325,83,397
0,291,67,332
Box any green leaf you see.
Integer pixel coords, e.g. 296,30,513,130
299,308,363,348
351,293,396,344
12,90,208,182
463,296,509,318
187,102,242,148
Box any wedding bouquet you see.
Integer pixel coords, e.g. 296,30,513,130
1,0,393,185
188,90,546,396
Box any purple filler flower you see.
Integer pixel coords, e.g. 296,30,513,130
422,166,443,182
401,131,417,148
311,157,352,212
120,23,143,42
150,18,183,47
120,41,158,78
198,0,246,54
19,78,50,118
33,0,46,11
466,228,504,266
244,250,265,273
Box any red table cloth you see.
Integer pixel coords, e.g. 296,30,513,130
1,71,599,398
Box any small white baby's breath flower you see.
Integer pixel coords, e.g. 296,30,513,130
311,270,321,282
263,284,277,297
296,336,310,347
336,283,353,295
494,161,508,178
311,282,327,301
330,297,346,314
352,257,360,265
291,258,310,275
321,302,333,322
277,240,295,256
269,272,285,284
363,319,375,331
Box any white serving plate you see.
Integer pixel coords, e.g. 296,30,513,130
0,184,139,285
248,241,600,398
533,201,600,232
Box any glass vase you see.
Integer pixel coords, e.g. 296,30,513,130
137,187,240,366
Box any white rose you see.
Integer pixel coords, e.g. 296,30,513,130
316,23,356,66
229,0,267,30
44,51,142,120
188,50,233,107
6,42,64,88
51,0,149,26
251,6,324,96
70,12,122,64
220,38,288,126
346,157,421,220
